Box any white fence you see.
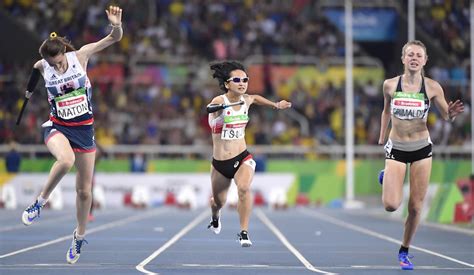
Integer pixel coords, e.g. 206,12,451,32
0,144,470,160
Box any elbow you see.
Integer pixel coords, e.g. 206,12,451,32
113,34,123,42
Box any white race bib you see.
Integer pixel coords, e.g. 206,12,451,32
391,92,426,120
54,88,89,120
221,124,245,140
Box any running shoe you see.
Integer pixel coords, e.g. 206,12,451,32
398,251,414,270
378,169,384,185
207,212,221,234
66,230,88,264
237,230,252,247
21,200,44,226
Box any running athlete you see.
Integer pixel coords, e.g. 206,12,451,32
20,6,123,264
378,40,464,270
206,60,291,247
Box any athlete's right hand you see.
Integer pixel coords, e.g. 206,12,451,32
25,90,33,99
378,137,385,145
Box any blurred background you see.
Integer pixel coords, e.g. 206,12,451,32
0,0,472,224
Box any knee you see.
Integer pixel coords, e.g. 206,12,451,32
383,197,401,212
408,204,423,217
384,205,398,212
237,184,251,198
76,188,92,201
211,196,225,208
58,155,75,170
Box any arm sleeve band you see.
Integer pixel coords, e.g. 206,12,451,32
207,104,225,113
27,68,41,92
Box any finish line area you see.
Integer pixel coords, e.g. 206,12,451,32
1,207,472,275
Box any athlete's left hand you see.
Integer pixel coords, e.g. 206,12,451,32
106,6,122,26
276,100,292,109
447,99,464,121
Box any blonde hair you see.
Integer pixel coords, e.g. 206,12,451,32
401,40,428,60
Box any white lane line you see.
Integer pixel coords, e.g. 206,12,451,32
136,210,208,275
417,221,474,236
300,208,474,268
182,264,270,268
1,263,472,271
348,265,474,270
0,215,73,233
255,209,337,275
0,208,166,259
361,209,474,236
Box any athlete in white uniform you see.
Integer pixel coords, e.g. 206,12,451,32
207,61,291,247
378,40,464,270
20,6,123,264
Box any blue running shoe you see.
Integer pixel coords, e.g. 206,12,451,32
66,230,88,264
398,252,414,270
378,170,384,185
22,200,44,226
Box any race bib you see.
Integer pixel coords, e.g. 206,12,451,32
391,92,426,120
54,88,89,120
221,124,245,140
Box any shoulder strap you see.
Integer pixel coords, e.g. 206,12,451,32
222,94,230,105
396,75,403,92
419,76,426,95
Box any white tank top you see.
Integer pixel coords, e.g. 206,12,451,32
42,51,93,125
209,95,249,140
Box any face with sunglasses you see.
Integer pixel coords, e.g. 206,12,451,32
225,70,249,95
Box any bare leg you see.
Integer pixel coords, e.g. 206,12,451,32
403,157,431,247
74,151,95,235
382,159,407,212
41,133,75,199
234,164,254,231
210,166,232,218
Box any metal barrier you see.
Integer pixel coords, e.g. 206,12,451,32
0,144,470,160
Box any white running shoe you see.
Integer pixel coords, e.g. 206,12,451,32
237,230,252,247
66,230,88,264
22,200,43,226
207,212,221,234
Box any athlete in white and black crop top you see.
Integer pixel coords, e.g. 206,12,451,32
378,40,464,270
20,6,124,265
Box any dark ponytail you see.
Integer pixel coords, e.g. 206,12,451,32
39,32,76,58
209,60,246,92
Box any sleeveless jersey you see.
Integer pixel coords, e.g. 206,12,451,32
391,76,430,121
42,51,93,126
209,95,249,140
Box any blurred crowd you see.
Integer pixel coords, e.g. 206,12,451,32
0,0,471,151
416,0,470,88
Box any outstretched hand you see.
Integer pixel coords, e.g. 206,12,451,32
448,99,464,120
276,100,292,109
105,6,122,26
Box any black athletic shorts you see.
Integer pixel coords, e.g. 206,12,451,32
212,150,254,179
385,144,432,164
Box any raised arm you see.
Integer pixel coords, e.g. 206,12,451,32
249,94,292,109
76,6,123,61
378,79,394,145
427,79,464,121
